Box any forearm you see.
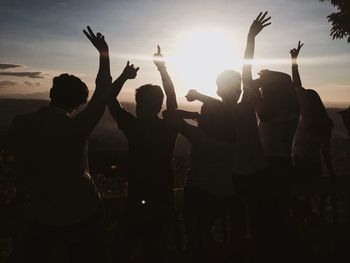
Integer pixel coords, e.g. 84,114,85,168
98,51,111,77
108,75,128,122
108,98,123,124
242,34,255,82
73,54,112,133
158,66,178,110
91,51,112,105
292,63,302,88
111,74,128,99
176,110,199,120
196,92,217,104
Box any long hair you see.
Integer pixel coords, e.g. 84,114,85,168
304,89,333,137
258,70,299,120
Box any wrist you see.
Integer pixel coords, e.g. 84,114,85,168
118,74,129,82
99,50,109,57
247,32,256,39
157,65,166,71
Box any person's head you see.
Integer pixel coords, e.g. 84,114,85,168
49,73,89,113
216,70,242,104
198,101,235,143
304,89,333,135
135,84,164,117
257,70,299,121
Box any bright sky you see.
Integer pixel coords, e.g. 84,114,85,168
0,0,349,105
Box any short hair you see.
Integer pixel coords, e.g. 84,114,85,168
50,74,89,108
216,70,241,90
135,84,164,114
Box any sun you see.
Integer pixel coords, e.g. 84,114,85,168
167,29,241,97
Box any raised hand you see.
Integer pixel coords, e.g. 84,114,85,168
153,45,165,69
290,41,304,60
121,61,139,79
249,11,271,38
185,89,200,102
83,26,108,54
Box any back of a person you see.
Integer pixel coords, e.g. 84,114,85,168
186,101,235,197
126,116,177,209
259,110,299,158
189,137,234,197
12,106,100,226
233,102,267,174
257,70,300,159
293,117,333,179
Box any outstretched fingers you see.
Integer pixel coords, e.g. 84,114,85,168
256,12,263,21
297,41,304,52
262,22,271,28
83,30,92,41
260,11,268,22
261,16,271,24
87,26,96,38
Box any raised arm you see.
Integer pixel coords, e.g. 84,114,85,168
108,61,139,110
153,45,178,110
290,41,304,88
73,26,112,136
242,12,271,84
290,41,309,117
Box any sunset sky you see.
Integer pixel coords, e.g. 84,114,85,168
0,0,349,106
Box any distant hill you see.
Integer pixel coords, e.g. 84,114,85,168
0,98,347,138
0,92,49,100
0,98,349,175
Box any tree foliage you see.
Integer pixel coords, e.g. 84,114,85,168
320,0,350,43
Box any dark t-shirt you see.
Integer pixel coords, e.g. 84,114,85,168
116,108,177,209
9,106,101,225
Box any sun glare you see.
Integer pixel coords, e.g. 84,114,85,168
167,29,241,97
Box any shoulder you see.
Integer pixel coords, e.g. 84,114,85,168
160,118,177,135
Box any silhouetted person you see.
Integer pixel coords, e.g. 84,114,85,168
253,60,299,262
7,26,112,263
185,12,270,260
163,103,235,263
107,46,177,263
291,41,337,223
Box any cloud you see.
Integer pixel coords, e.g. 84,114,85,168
0,72,43,78
0,63,22,70
24,81,41,86
0,80,18,88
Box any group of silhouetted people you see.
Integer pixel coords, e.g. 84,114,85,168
6,11,338,263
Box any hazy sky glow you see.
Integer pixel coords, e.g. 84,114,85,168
0,0,349,105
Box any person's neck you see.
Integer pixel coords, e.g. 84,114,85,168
221,98,236,108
